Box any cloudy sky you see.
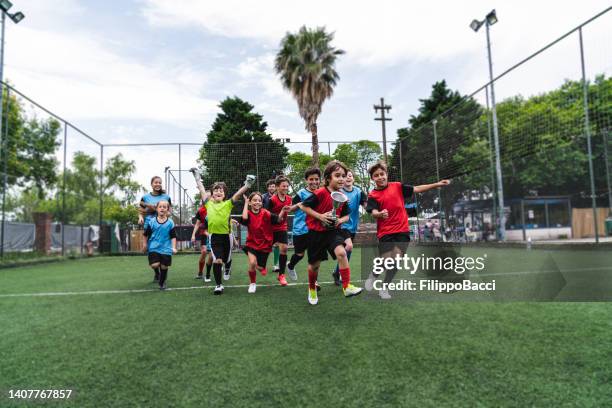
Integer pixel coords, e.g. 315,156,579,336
5,0,611,193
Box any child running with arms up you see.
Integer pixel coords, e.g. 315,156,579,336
191,169,254,295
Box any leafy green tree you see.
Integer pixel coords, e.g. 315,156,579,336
285,151,332,191
275,26,344,166
104,153,143,204
333,140,382,193
0,91,61,196
198,97,288,197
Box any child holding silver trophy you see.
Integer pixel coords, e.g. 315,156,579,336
298,160,363,305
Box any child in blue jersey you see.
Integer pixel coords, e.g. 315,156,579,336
138,176,172,282
286,168,321,282
332,170,367,285
142,200,177,290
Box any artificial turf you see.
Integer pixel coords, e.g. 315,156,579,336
1,248,611,407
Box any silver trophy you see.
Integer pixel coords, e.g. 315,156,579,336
326,191,348,229
245,174,256,188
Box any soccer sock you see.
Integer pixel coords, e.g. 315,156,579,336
154,267,160,279
334,250,352,275
384,267,397,284
206,263,212,278
248,269,257,284
273,247,279,266
160,268,168,286
288,254,303,270
339,267,351,289
308,266,318,290
279,254,287,274
213,263,223,285
225,259,232,273
198,259,205,274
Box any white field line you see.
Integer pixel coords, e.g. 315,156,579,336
1,266,611,299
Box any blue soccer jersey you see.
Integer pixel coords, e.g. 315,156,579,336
141,192,172,221
342,186,367,234
292,188,314,236
144,217,176,255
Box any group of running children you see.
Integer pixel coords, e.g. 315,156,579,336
138,160,450,304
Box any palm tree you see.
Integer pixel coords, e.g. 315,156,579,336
275,26,344,167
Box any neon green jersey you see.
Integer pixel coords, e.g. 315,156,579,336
205,199,233,234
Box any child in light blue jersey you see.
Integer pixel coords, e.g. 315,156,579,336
142,200,177,290
286,168,321,281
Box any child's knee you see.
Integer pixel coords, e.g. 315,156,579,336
345,241,353,252
150,262,160,268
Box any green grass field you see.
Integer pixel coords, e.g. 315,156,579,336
1,248,611,407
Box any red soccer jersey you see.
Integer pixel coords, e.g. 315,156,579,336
195,206,207,236
267,193,292,232
366,182,414,239
241,209,275,252
302,187,349,232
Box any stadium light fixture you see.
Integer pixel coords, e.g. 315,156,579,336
0,0,12,13
8,11,23,23
470,19,484,32
470,9,505,241
486,9,498,26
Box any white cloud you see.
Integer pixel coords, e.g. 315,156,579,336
141,0,612,68
5,24,219,126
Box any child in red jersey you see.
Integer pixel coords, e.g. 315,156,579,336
241,192,288,294
365,160,450,299
264,175,292,286
191,204,212,281
298,160,363,305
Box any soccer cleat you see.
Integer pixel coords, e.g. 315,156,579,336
223,270,231,281
159,282,167,291
195,274,203,280
365,273,377,292
343,284,363,298
379,289,392,300
213,285,224,295
278,274,288,286
332,270,341,286
287,266,298,281
248,283,257,294
260,268,268,276
308,288,318,305
315,281,321,292
204,276,211,283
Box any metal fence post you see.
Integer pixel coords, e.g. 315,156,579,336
99,144,104,252
602,129,611,209
254,143,260,192
178,143,182,225
0,85,7,258
579,27,599,243
61,124,67,255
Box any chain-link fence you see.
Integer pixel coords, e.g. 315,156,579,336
1,8,610,259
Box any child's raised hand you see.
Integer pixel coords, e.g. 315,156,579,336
243,194,249,204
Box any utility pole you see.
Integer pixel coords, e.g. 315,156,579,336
374,97,392,163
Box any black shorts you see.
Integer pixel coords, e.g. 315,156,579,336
292,233,309,254
243,247,270,268
199,234,208,247
210,233,233,264
378,232,411,255
340,229,356,240
273,231,288,244
307,230,346,264
148,252,172,267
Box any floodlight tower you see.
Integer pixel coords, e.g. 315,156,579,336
470,9,505,241
0,1,25,258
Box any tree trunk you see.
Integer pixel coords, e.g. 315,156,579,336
310,123,320,167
